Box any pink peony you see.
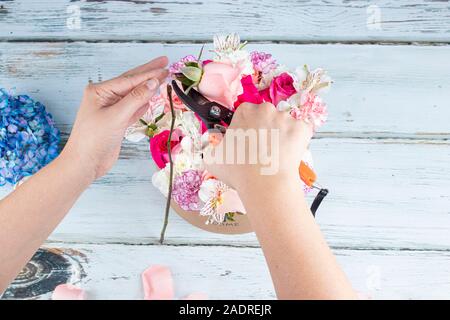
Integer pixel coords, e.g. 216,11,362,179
198,61,244,109
172,170,203,211
150,129,184,169
234,75,264,108
260,72,297,106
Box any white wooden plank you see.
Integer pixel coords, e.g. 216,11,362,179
0,0,449,42
11,243,450,300
1,42,449,136
2,139,448,250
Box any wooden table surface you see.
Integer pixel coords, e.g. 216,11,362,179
1,0,449,300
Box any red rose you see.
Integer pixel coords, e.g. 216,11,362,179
150,129,183,169
234,75,264,108
260,72,297,106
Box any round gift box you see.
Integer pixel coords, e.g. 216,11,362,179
171,201,253,234
170,150,314,235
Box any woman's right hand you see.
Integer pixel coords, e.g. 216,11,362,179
204,102,313,191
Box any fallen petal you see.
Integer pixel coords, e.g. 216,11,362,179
142,265,175,300
52,284,86,300
182,292,208,300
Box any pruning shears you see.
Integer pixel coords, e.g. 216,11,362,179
171,80,328,216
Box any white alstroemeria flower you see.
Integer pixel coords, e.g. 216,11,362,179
293,65,332,94
214,33,242,53
198,179,218,203
125,124,148,143
156,109,184,132
151,166,171,197
199,179,231,225
125,103,164,142
213,33,253,75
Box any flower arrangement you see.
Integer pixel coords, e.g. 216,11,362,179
0,89,60,186
125,34,331,241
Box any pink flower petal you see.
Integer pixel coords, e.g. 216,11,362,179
52,284,86,300
182,292,208,300
217,189,246,216
142,265,175,300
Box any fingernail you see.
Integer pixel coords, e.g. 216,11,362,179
147,79,159,91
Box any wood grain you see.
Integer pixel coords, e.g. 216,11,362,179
8,243,449,299
1,8,449,299
1,42,449,137
1,138,448,250
0,1,449,42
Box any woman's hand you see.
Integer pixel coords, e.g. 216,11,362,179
63,56,169,181
0,56,170,293
204,102,313,191
204,102,356,299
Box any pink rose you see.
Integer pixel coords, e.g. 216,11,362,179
260,72,297,106
198,61,244,109
234,75,264,108
150,129,183,169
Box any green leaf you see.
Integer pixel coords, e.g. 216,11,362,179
154,113,165,124
175,74,196,87
181,66,203,82
185,61,199,68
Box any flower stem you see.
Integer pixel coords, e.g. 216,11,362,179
159,84,176,244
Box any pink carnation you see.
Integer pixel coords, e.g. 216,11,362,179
291,92,328,128
168,55,197,75
172,170,203,211
250,51,278,75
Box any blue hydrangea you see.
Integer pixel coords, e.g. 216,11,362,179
0,89,60,186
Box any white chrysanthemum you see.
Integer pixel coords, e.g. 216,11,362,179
179,111,201,141
173,151,204,173
151,166,171,197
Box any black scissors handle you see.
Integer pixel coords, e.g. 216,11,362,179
172,80,327,217
172,80,234,130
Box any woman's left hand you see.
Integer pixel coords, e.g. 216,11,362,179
63,56,169,181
